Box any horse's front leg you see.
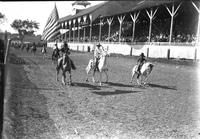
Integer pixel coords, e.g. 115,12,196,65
130,71,136,83
136,75,141,86
85,66,90,82
68,71,72,85
62,72,66,85
143,75,149,86
92,70,96,83
104,70,108,83
99,72,102,86
56,67,59,81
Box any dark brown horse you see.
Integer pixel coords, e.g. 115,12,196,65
56,54,76,85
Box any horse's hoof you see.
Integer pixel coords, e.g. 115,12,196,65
69,83,74,86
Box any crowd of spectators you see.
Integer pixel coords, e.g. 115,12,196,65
59,17,197,44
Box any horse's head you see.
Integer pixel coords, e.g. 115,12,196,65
146,62,154,73
101,49,110,58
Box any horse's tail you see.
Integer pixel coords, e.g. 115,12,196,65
132,65,138,74
70,59,76,70
86,59,93,74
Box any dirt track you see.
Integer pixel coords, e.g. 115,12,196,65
3,47,200,139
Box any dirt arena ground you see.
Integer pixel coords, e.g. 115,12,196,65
3,47,200,139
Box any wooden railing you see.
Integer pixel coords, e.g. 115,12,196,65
69,41,197,46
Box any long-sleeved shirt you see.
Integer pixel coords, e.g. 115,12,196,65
94,46,105,58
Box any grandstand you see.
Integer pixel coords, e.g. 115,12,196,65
48,0,200,60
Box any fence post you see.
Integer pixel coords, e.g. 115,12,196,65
130,47,132,56
194,48,197,61
147,47,149,58
167,49,170,59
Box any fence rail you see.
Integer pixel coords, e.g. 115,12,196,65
68,41,196,46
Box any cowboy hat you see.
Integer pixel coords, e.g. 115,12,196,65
140,53,145,57
96,43,102,47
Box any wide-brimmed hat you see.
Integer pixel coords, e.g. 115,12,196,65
140,53,145,57
96,43,101,47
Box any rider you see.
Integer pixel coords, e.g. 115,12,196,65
136,52,147,78
94,42,105,71
60,41,70,65
42,43,47,53
58,41,76,70
54,43,60,57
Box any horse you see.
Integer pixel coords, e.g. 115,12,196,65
85,50,109,86
26,44,30,52
130,62,154,86
56,53,76,85
41,47,47,59
31,45,37,55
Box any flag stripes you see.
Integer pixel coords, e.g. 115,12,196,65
45,23,60,40
42,4,60,41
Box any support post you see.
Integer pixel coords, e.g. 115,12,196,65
192,1,200,44
83,15,87,42
69,20,71,42
78,17,81,42
146,8,158,43
166,3,181,43
130,11,140,42
73,19,76,42
89,14,92,42
99,18,103,42
107,17,113,42
65,22,67,41
118,15,126,42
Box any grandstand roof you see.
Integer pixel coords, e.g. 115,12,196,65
58,0,180,23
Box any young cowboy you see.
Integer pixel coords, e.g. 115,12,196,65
94,42,105,71
136,52,147,78
60,42,70,65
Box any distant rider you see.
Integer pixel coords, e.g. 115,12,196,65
136,52,146,78
94,43,105,71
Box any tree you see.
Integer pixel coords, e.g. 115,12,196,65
0,12,5,24
10,19,39,41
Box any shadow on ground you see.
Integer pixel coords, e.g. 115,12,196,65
73,82,101,90
105,82,133,87
92,89,142,96
148,83,177,90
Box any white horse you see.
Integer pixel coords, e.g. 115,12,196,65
85,50,109,86
130,62,154,85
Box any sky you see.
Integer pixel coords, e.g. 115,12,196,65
0,1,104,35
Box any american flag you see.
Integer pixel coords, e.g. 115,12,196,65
42,4,61,41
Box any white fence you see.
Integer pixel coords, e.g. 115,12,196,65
48,42,199,60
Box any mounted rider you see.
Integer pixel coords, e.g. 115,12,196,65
53,43,60,58
136,52,147,78
94,42,105,71
42,42,47,53
57,41,76,70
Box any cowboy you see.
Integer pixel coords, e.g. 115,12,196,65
58,42,76,70
42,43,47,53
60,42,70,66
54,43,60,58
136,52,147,77
94,42,105,71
